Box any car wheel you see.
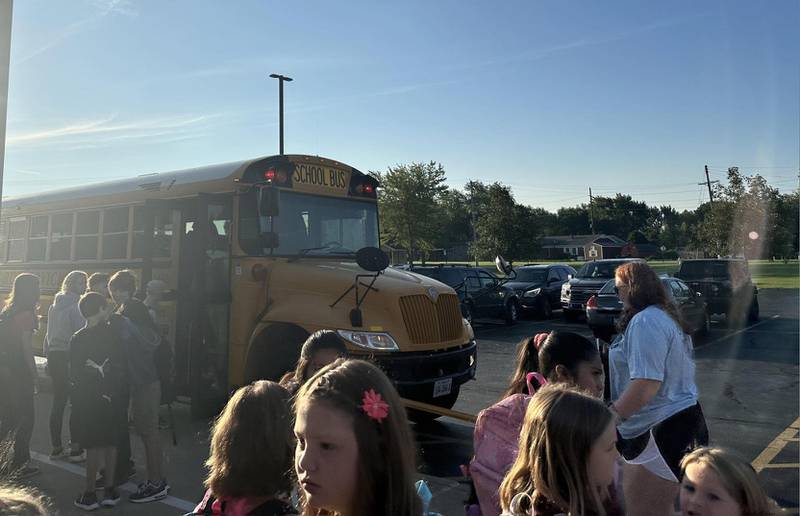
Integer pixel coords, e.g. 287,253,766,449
505,300,519,325
539,298,553,319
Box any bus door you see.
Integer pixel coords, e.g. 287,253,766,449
179,193,233,418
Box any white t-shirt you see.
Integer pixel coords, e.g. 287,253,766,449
609,305,698,439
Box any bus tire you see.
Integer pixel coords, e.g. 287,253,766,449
244,323,309,383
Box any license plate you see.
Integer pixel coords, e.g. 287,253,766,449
433,378,452,398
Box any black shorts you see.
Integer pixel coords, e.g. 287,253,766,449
617,403,708,481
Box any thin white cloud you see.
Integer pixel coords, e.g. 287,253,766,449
7,113,218,147
15,0,137,64
447,14,712,72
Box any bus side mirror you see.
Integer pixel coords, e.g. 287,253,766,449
260,232,280,249
495,255,513,276
356,247,389,272
259,187,280,217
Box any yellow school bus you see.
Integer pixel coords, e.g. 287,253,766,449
0,154,477,416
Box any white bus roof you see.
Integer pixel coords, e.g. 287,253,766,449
2,158,251,211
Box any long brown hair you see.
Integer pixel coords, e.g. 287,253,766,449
204,381,293,499
502,332,600,399
294,359,421,516
615,262,688,333
499,384,613,516
2,274,40,318
680,447,784,516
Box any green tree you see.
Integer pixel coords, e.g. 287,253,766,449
374,162,448,260
465,182,542,261
434,188,472,250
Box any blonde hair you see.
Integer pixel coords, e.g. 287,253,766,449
294,359,421,516
0,485,51,516
60,270,87,295
680,447,784,516
499,384,613,516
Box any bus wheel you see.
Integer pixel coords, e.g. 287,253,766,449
407,385,460,424
244,324,309,383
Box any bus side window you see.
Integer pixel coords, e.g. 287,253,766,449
7,218,27,262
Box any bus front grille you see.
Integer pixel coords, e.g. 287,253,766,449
399,293,463,345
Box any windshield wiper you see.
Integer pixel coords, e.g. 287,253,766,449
289,245,356,262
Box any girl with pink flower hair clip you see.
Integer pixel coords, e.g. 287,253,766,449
293,359,422,516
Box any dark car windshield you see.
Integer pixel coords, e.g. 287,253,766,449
577,261,627,279
599,279,617,294
514,269,547,283
413,268,464,288
679,261,746,279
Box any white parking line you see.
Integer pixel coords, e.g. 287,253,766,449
30,451,196,512
701,315,780,347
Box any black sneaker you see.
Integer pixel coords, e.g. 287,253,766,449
129,480,169,503
15,465,40,479
101,487,121,507
75,491,100,511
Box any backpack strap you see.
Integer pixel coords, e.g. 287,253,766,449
525,372,548,395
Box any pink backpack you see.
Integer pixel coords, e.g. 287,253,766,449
469,373,546,516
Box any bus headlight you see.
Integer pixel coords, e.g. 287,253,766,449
337,330,399,351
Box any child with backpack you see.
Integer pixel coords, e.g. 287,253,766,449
499,384,622,516
108,270,169,503
293,359,422,516
71,293,125,511
468,332,606,516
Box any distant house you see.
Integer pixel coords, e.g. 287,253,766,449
539,234,628,260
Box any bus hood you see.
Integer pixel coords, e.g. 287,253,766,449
262,260,471,352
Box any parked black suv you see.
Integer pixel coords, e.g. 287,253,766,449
675,258,758,325
409,265,521,325
560,258,645,320
504,264,577,318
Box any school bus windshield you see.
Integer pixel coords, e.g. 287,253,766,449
238,190,379,256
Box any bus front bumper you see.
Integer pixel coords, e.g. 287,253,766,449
363,340,477,398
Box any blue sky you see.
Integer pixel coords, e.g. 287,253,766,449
3,0,798,212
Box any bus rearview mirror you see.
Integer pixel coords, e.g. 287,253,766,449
259,187,280,217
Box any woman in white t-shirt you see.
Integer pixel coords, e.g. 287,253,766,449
608,262,708,516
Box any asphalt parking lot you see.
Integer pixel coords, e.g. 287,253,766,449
16,289,799,515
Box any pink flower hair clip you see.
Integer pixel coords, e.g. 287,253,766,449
361,389,389,422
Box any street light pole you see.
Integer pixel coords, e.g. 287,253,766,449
269,73,292,155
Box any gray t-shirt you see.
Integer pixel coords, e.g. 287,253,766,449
610,305,698,439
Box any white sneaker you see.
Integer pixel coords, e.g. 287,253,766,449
68,449,86,463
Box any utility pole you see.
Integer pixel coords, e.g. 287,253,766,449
0,0,13,214
700,165,719,204
588,187,595,235
468,180,478,266
269,73,292,155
